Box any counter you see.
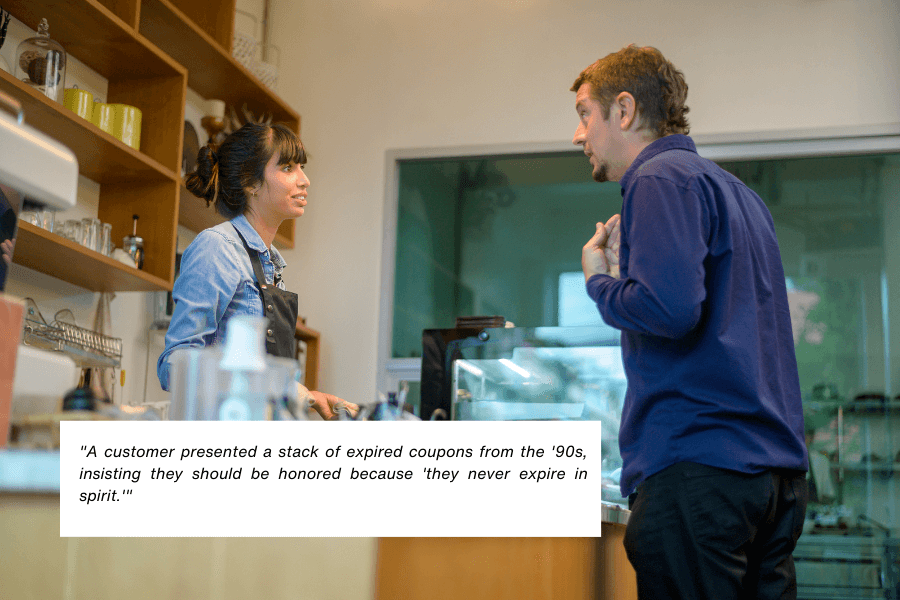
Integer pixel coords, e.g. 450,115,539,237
2,449,635,600
0,448,60,492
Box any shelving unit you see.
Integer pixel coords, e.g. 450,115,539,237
3,0,186,292
832,461,898,475
140,0,299,249
138,0,300,128
5,0,302,293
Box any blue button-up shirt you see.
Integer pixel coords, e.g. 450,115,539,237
587,134,808,497
157,215,287,391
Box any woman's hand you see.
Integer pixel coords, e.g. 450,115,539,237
298,382,359,420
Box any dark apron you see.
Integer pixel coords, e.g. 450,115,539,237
234,226,299,358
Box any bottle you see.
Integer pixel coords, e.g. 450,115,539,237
217,315,268,420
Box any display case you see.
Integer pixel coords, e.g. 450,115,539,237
423,325,627,506
796,393,900,598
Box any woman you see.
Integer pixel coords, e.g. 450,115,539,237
157,122,354,420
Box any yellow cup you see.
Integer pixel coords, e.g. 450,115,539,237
109,104,142,151
91,102,116,136
63,88,94,120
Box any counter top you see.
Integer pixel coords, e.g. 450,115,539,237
0,449,60,493
600,501,630,525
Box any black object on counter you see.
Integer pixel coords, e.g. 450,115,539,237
420,327,492,421
62,386,97,411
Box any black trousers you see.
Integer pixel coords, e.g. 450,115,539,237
623,462,808,600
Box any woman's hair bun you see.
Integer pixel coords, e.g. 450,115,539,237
185,144,220,205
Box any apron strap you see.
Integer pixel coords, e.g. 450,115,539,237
232,224,270,290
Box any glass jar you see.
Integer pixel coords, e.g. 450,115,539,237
122,234,144,269
15,18,66,102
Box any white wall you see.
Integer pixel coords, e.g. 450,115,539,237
5,0,897,414
268,0,900,404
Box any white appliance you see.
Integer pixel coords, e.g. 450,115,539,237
0,89,79,425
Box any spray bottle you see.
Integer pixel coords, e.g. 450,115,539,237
217,315,268,420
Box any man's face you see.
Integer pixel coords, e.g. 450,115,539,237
572,83,622,183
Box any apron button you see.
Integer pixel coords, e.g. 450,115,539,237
267,304,273,311
267,329,274,336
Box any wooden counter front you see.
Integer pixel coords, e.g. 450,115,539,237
375,529,637,600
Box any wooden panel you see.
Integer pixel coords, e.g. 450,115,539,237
13,222,171,292
108,75,187,174
72,538,219,600
98,0,141,29
1,0,184,79
0,494,68,600
376,538,594,600
296,321,320,391
375,533,637,600
138,0,300,129
594,524,638,600
0,71,177,184
170,0,237,50
275,219,294,249
179,182,226,232
100,179,180,284
2,493,377,599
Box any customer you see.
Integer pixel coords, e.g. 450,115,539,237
573,45,808,599
157,122,355,420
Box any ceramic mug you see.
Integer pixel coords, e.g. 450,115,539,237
63,87,94,120
91,102,116,136
109,104,142,150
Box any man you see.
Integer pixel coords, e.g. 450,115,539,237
573,45,809,599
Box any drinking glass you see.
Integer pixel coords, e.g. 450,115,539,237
100,223,112,256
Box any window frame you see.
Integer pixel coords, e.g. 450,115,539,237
377,124,900,392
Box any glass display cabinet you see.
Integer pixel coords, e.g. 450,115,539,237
430,325,627,507
798,395,900,599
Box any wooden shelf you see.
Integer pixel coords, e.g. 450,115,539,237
139,0,300,129
0,71,176,185
1,0,183,80
179,183,294,249
295,320,320,391
12,222,171,292
832,462,898,475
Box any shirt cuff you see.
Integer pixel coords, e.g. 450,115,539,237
586,273,612,301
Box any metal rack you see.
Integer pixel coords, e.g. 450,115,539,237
22,317,122,369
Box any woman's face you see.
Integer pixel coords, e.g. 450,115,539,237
255,151,310,221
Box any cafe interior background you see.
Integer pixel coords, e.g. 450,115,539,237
1,0,899,598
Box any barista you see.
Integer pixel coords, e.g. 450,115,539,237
156,122,355,420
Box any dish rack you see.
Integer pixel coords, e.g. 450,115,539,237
232,9,260,70
252,45,279,91
22,317,122,369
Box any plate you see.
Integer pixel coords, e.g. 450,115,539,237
182,121,200,177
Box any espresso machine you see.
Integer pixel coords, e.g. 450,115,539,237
0,89,78,445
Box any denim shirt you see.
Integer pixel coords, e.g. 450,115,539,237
156,215,288,391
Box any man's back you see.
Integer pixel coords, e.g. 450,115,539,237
590,134,808,496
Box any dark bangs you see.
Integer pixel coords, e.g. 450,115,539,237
270,123,307,166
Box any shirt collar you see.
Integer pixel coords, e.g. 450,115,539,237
619,134,697,190
230,214,288,269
